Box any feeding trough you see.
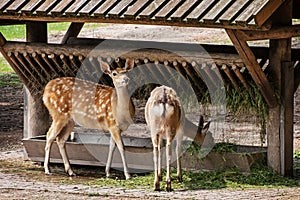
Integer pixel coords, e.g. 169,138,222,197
23,132,266,174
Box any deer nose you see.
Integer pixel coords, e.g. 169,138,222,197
123,77,130,84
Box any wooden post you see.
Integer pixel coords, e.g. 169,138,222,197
24,22,49,138
267,0,293,176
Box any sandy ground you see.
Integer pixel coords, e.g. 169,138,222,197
0,23,300,199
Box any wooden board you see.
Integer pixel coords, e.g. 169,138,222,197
65,0,89,15
170,0,200,21
93,0,119,17
5,0,29,13
35,0,61,15
186,0,217,22
20,0,44,14
0,0,14,12
78,0,104,16
108,0,135,18
202,0,233,23
51,0,75,15
154,0,183,20
23,133,266,173
235,0,269,26
138,0,167,19
219,0,251,24
123,0,151,19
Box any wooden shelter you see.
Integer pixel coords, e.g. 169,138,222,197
0,0,299,176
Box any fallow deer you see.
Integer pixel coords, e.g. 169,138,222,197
42,58,135,180
145,85,210,191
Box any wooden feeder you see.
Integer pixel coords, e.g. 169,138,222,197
23,132,266,173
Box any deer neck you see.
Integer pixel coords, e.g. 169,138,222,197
113,86,133,130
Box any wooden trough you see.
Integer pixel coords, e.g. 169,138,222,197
23,132,266,173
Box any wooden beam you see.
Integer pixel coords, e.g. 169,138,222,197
24,22,50,139
281,61,294,176
254,0,286,27
237,25,300,41
226,29,277,108
294,64,300,93
61,22,84,44
267,0,293,176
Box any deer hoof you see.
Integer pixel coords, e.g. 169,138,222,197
45,171,52,176
154,182,160,191
166,181,172,192
177,175,183,182
125,173,131,180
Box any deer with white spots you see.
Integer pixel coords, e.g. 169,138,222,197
145,86,210,191
42,58,135,180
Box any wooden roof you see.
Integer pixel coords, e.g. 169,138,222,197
0,0,287,30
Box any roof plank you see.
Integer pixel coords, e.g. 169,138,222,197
170,0,200,21
219,0,251,24
138,0,168,19
6,0,29,13
0,0,281,30
78,0,105,16
51,0,75,15
93,0,119,17
202,0,234,23
0,0,14,12
123,0,152,19
254,0,285,27
65,0,89,15
36,0,61,15
186,0,218,22
235,0,269,26
21,0,45,14
108,0,136,18
154,0,183,20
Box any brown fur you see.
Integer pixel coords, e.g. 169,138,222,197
43,58,135,179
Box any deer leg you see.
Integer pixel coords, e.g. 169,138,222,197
176,132,183,182
44,119,68,175
165,137,172,192
105,136,116,178
158,138,162,181
56,120,75,176
112,130,130,180
152,134,160,191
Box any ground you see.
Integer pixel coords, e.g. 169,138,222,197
0,24,300,199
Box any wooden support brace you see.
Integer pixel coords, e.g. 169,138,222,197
237,25,300,41
61,22,84,44
226,29,277,108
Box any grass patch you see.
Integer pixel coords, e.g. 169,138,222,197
0,73,22,86
48,22,71,34
0,25,25,40
0,158,299,192
0,56,13,73
82,164,299,191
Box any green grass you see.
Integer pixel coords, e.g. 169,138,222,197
78,163,299,191
0,24,25,40
0,56,12,73
0,73,22,86
0,22,106,41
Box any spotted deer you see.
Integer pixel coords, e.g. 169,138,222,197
145,86,211,191
42,58,135,180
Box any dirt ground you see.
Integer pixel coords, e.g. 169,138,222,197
0,24,300,199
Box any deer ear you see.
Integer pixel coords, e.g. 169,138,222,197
100,60,111,75
125,58,134,71
201,121,210,135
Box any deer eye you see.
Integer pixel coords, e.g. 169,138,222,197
112,72,117,76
